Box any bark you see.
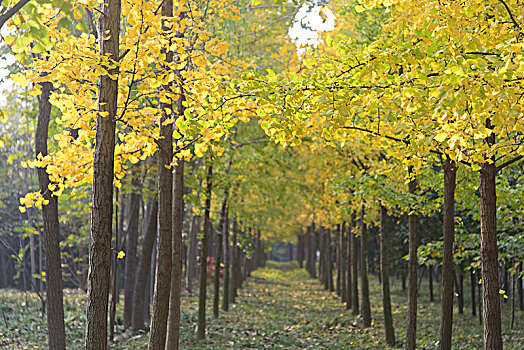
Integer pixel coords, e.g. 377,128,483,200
327,229,334,292
351,213,359,315
439,159,457,350
518,263,523,311
405,169,418,350
132,198,158,330
479,159,503,350
186,215,199,294
380,206,395,345
360,204,371,327
340,223,347,303
470,268,476,317
222,210,230,312
213,188,229,318
36,81,65,350
456,268,464,315
85,0,120,346
510,260,516,329
147,0,175,346
166,161,184,349
197,163,212,340
346,220,353,310
123,176,141,328
297,234,304,268
229,220,239,305
336,225,342,297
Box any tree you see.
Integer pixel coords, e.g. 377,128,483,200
85,0,121,348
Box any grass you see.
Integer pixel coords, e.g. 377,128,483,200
0,261,522,349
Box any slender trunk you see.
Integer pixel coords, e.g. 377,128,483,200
132,198,158,330
518,263,523,311
471,268,476,316
351,213,359,315
327,229,334,292
510,260,516,329
186,215,199,293
197,163,212,340
222,210,230,312
439,159,457,350
166,161,184,349
213,189,229,318
36,81,65,350
229,222,238,305
479,157,502,350
457,268,464,314
340,223,347,303
85,1,120,346
380,205,395,345
336,225,341,296
360,204,371,327
124,177,141,328
405,168,418,350
346,220,353,310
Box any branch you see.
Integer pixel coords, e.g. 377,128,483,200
342,126,471,166
498,0,521,30
496,155,523,172
237,15,292,37
0,0,30,29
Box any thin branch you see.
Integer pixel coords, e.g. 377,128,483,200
498,0,521,30
496,155,523,172
237,15,292,37
0,0,30,29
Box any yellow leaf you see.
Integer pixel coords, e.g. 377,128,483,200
117,251,125,259
434,133,447,142
19,206,26,213
11,73,28,87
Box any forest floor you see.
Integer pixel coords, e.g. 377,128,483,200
0,261,523,349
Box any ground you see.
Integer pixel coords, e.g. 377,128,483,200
0,261,522,349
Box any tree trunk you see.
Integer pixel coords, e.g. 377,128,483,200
213,189,229,318
124,176,141,328
439,159,457,350
340,223,347,303
346,220,352,310
197,163,212,340
132,198,158,330
351,213,359,315
360,204,371,327
380,205,395,345
479,158,502,350
470,268,476,317
36,81,65,350
510,260,516,329
327,229,334,292
166,161,184,349
336,225,342,297
222,210,230,312
518,263,523,311
186,215,199,294
405,169,418,350
85,0,120,346
229,221,238,305
456,268,464,315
